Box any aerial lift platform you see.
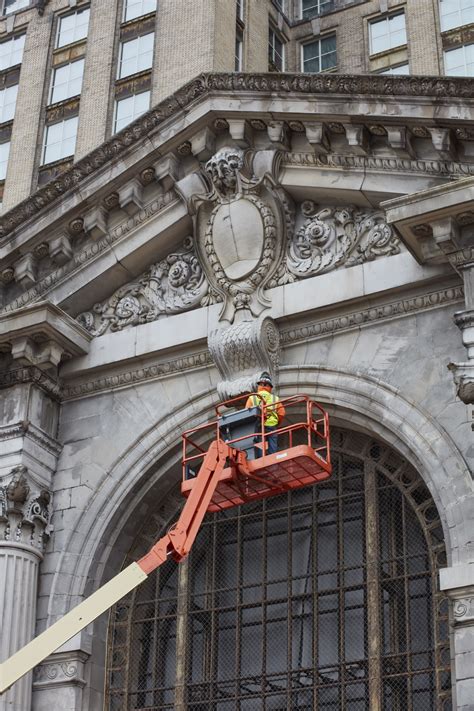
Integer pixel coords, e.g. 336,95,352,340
0,393,331,694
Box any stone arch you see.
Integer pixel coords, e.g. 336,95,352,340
51,364,471,616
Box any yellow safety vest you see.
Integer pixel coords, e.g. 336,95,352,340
251,391,280,427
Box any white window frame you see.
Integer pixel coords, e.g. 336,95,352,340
301,34,337,73
0,83,18,123
56,7,90,49
369,11,407,56
117,32,154,80
235,29,243,71
439,0,474,32
269,27,285,71
0,34,25,71
0,140,10,180
236,0,245,22
114,90,150,133
300,0,333,20
444,42,474,75
377,62,410,75
49,58,85,105
123,0,157,22
2,0,30,16
42,116,79,165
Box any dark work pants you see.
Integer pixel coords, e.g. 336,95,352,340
255,425,278,458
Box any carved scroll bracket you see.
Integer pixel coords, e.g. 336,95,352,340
208,315,280,400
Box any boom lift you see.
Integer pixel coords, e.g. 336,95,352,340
0,393,331,694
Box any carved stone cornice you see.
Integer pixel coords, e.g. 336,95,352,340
280,285,464,346
0,302,91,371
1,193,177,316
0,72,472,240
0,364,61,399
62,350,213,400
0,465,52,554
283,151,474,178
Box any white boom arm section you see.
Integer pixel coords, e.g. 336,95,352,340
0,563,147,694
0,439,227,695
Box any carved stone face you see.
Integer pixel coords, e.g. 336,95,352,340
205,147,244,193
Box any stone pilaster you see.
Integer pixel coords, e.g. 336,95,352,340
440,564,474,711
0,466,51,711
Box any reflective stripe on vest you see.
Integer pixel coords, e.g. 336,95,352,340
252,392,280,427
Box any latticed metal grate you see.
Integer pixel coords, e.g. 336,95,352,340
106,428,452,710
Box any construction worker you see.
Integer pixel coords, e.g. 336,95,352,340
246,372,285,456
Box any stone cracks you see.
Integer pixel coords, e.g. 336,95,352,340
0,72,472,239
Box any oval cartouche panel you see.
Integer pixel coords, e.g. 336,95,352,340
212,198,264,280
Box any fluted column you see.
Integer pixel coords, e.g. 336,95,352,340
0,466,51,711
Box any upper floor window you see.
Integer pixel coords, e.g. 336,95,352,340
369,12,407,55
118,32,154,79
273,0,284,11
302,34,336,72
444,42,474,74
0,140,10,179
50,59,85,104
439,0,474,31
123,0,156,22
301,0,332,20
114,90,150,133
56,8,90,49
0,84,18,123
0,34,25,71
378,62,410,75
2,0,29,15
235,28,243,71
42,116,78,164
269,28,284,71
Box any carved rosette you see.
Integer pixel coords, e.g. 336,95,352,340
208,316,280,399
76,236,208,336
285,201,400,280
0,465,52,555
192,147,288,322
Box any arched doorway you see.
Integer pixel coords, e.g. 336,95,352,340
105,427,452,710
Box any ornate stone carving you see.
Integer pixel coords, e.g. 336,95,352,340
0,465,52,553
282,151,474,177
453,597,474,621
190,146,288,322
285,202,400,280
208,316,280,399
33,650,89,690
76,237,207,336
0,72,472,240
1,193,177,315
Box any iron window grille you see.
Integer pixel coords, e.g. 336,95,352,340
106,427,452,710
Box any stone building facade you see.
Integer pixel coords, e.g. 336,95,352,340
0,0,472,211
0,70,472,710
0,2,472,711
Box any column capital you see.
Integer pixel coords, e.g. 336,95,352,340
0,464,52,555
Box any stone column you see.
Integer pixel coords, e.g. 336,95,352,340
0,466,51,711
440,564,474,711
